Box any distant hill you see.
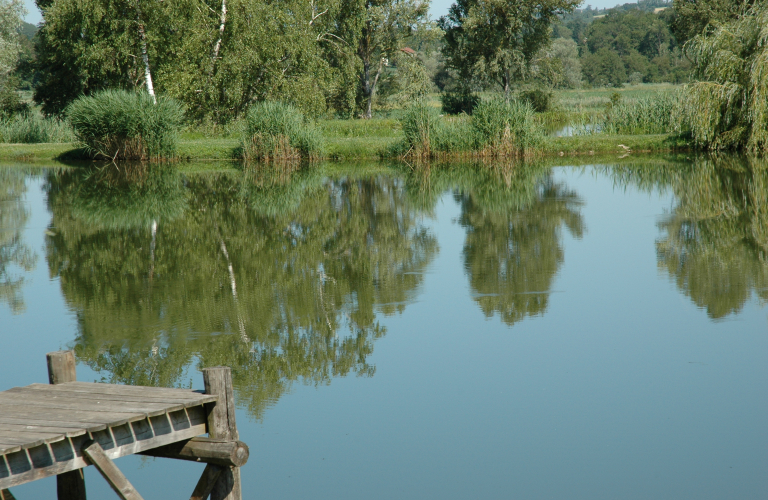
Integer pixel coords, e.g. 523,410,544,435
18,22,38,40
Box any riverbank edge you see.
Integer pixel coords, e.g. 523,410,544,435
0,133,690,163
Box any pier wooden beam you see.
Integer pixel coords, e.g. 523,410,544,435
189,464,224,500
1,489,16,500
47,351,87,500
82,441,144,500
139,437,248,467
202,367,241,500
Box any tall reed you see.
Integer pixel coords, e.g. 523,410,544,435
471,98,543,156
0,113,74,143
67,90,184,160
242,101,322,161
602,93,678,135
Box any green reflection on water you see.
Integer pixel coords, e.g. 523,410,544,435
0,167,38,313
27,155,768,420
44,163,438,419
600,155,768,318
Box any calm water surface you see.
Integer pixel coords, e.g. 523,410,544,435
1,158,766,499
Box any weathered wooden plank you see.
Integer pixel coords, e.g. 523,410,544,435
56,382,212,398
0,407,148,427
190,464,224,500
0,421,206,490
0,445,21,455
14,386,217,407
57,469,86,500
0,431,65,449
83,441,145,500
0,424,87,438
0,393,182,416
0,416,106,433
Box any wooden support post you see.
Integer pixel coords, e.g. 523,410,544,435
82,441,144,500
47,351,87,500
1,489,17,500
189,464,224,500
202,367,241,500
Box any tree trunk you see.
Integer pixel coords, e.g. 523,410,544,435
504,67,510,102
210,0,227,75
364,58,384,119
136,2,156,104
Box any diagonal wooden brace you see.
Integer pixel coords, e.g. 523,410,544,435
1,489,17,500
189,464,224,500
82,440,144,500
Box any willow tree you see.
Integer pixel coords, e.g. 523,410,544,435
676,2,768,152
440,0,580,99
0,0,24,113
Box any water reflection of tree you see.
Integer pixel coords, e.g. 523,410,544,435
600,156,768,318
45,164,438,419
655,157,768,318
402,161,585,326
0,168,37,313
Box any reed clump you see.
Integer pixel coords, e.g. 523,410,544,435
242,101,322,161
0,113,74,144
603,92,677,135
67,90,184,160
397,98,542,159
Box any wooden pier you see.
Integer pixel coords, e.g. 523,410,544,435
0,351,248,500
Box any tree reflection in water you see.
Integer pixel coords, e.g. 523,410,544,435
0,167,37,313
602,155,768,318
44,163,437,419
401,161,585,327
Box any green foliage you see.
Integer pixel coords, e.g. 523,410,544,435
518,88,553,113
66,90,184,160
440,88,480,115
471,98,542,154
675,2,768,151
603,92,677,134
242,101,323,160
579,7,689,87
0,112,74,143
671,0,753,45
439,0,580,96
399,100,443,156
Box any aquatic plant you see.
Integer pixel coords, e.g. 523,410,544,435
471,97,543,156
242,101,322,161
67,90,184,160
0,113,74,144
602,92,678,135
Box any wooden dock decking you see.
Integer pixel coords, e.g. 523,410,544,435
0,352,247,500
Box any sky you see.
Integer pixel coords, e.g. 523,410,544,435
22,0,630,26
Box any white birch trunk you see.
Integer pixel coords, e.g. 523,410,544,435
210,0,227,73
136,2,156,104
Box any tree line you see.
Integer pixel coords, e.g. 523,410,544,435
0,0,762,125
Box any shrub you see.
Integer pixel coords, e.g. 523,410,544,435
517,89,553,113
0,113,75,143
471,98,542,155
242,101,322,160
441,89,480,115
67,90,184,160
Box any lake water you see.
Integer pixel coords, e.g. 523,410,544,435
1,158,766,499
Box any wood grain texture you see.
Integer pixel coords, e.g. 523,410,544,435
139,437,249,467
46,352,76,385
83,441,145,500
189,464,224,500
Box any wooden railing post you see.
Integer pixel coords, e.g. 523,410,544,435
202,367,241,500
47,351,87,500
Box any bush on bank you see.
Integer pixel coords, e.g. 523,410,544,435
67,90,184,160
242,101,322,161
